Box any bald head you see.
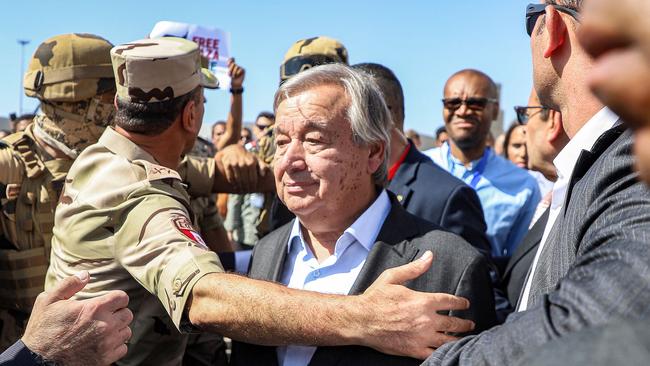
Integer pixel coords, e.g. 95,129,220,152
442,69,499,152
444,69,498,99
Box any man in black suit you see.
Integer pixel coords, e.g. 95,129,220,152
231,63,496,366
502,88,568,306
352,63,491,257
423,2,650,364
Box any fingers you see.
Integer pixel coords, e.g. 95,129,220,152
113,307,134,329
411,347,436,360
426,293,470,311
44,271,90,304
89,290,130,313
431,313,475,334
377,251,433,285
245,157,258,192
429,333,461,348
102,343,128,366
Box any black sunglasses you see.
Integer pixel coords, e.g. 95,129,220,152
442,97,498,111
514,105,549,125
526,3,580,37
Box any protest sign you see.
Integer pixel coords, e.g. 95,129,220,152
150,21,232,89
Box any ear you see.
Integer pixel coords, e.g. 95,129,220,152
543,6,568,58
367,141,386,176
180,99,198,133
546,109,564,143
113,94,119,110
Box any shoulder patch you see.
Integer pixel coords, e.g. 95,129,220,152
171,213,208,250
133,159,182,182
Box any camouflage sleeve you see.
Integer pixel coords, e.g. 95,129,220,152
0,147,25,185
178,156,216,197
190,195,223,233
115,194,223,331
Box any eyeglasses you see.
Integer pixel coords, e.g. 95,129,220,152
442,97,498,111
526,3,580,37
514,105,549,125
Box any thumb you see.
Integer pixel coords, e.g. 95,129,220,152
378,250,433,285
44,271,90,304
258,162,269,177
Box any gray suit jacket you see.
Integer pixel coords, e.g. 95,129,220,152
231,193,497,366
424,126,650,365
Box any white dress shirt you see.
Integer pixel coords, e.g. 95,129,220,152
276,190,391,366
518,107,620,311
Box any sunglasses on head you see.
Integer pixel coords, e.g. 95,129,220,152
514,105,549,125
526,3,580,37
442,97,498,111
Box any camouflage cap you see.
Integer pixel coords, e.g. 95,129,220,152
24,33,115,102
280,36,349,83
111,37,218,103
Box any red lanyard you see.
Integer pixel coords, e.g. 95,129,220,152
388,143,411,181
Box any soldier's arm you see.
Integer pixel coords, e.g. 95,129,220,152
187,257,475,360
119,196,474,360
0,145,24,185
214,59,244,151
181,149,274,197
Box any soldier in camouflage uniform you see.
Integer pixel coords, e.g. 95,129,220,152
0,33,116,349
45,36,464,366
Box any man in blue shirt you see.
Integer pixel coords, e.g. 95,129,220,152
424,70,541,270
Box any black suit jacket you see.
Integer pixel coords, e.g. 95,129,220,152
426,125,650,364
231,194,497,366
501,209,549,307
388,141,490,256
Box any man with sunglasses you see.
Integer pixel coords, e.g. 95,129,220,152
502,89,568,308
423,1,650,364
424,70,541,273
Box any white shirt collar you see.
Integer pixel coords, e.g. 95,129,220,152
553,107,619,183
288,190,391,253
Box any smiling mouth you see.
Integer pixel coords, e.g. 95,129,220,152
284,181,317,192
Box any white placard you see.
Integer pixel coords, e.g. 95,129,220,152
150,21,232,89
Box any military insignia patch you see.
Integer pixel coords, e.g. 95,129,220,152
172,215,208,249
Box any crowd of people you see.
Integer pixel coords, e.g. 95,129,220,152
1,0,650,365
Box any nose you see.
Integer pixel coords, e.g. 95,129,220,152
278,140,307,173
455,102,472,117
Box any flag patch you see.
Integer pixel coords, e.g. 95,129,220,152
172,215,208,249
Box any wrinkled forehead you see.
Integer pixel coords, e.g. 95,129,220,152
444,74,494,98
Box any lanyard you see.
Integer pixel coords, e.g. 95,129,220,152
447,146,490,189
388,143,411,181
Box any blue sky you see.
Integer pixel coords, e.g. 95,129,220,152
1,0,533,138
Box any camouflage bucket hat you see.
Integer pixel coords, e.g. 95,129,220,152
23,33,115,102
280,36,349,83
111,37,218,103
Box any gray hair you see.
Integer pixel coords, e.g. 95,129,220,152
273,63,392,186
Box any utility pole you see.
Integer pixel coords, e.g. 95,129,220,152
17,39,30,115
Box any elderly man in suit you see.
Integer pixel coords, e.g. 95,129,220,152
423,1,650,364
231,64,497,366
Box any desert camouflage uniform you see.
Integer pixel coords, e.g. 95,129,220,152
45,37,222,366
0,33,115,349
179,137,229,366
